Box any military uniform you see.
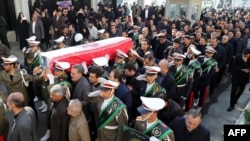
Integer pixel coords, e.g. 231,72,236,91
134,120,175,141
197,56,217,108
186,59,202,110
169,64,193,108
0,69,40,105
85,80,128,141
138,81,166,97
135,97,175,141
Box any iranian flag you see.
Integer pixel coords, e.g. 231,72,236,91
40,37,133,71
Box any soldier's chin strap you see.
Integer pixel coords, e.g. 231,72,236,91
142,111,154,121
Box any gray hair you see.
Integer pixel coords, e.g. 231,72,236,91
186,109,202,119
50,84,66,96
72,64,84,74
69,99,82,113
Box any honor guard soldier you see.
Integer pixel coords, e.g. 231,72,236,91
137,66,166,98
23,36,37,73
0,56,42,105
185,45,202,111
92,55,111,79
135,96,175,141
112,49,128,70
40,61,72,141
169,53,193,109
85,80,128,141
127,49,140,70
53,36,66,50
195,46,217,110
130,25,141,46
53,61,72,90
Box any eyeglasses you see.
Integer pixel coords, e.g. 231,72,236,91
159,36,165,38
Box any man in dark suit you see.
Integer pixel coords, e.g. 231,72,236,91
29,14,44,41
7,92,38,141
49,84,70,141
157,59,176,100
52,9,65,39
70,64,91,128
227,49,250,111
169,109,210,141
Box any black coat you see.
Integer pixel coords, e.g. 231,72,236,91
157,72,176,100
50,98,70,141
158,99,185,125
231,54,250,85
213,45,227,70
169,117,210,141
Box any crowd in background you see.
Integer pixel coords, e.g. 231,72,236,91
1,1,250,141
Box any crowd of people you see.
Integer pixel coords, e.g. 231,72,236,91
1,1,250,141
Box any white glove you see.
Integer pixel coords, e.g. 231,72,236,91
104,54,110,67
149,136,160,141
128,30,134,34
98,77,106,84
81,61,88,75
22,47,27,53
136,74,146,81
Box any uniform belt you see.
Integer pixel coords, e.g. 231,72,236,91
104,125,118,130
177,84,186,87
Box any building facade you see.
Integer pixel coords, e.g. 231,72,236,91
1,0,203,30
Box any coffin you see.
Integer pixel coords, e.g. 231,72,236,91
40,37,133,71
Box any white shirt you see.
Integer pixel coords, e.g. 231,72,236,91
32,21,36,34
101,95,114,110
146,119,158,129
88,26,98,39
145,9,149,19
146,82,154,92
176,65,182,72
188,59,196,66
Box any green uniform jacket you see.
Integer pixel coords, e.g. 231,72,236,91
0,69,40,105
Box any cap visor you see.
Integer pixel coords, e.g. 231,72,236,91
53,67,63,72
146,73,156,76
100,87,111,91
137,105,151,115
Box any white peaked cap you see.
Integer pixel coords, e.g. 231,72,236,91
2,55,18,64
100,79,119,90
146,66,161,74
190,45,201,55
129,49,140,58
98,29,105,34
54,61,70,70
92,56,108,67
26,36,36,42
137,96,165,114
116,49,128,58
54,36,65,43
74,33,83,42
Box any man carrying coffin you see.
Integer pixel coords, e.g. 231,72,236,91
134,96,175,141
85,79,128,141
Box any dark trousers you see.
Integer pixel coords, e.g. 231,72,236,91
230,80,247,107
209,72,219,93
197,85,210,107
0,32,10,49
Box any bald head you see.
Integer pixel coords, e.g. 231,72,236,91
7,92,25,108
158,59,169,74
